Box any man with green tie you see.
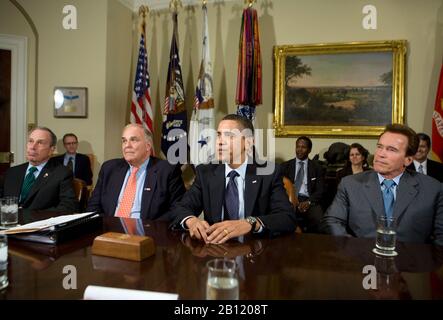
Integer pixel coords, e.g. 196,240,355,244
1,127,77,212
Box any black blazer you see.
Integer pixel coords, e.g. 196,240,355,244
86,157,186,220
407,159,443,183
1,161,77,212
170,163,297,237
280,158,325,204
52,153,93,185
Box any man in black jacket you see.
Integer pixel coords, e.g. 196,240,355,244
1,127,77,212
52,133,93,185
281,136,325,233
407,132,443,182
170,114,296,243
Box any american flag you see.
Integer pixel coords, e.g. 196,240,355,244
130,33,154,134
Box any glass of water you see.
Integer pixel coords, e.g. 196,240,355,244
206,258,239,300
0,234,8,290
0,197,19,227
373,215,397,256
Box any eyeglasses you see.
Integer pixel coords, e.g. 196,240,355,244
64,142,78,145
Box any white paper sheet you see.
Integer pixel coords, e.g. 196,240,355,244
83,285,179,300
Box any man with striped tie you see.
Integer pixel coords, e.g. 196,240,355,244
406,132,443,182
86,124,186,220
1,127,77,212
322,124,443,245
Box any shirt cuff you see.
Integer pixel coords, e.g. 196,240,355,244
252,217,265,234
180,215,196,230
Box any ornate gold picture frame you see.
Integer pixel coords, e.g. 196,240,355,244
273,40,406,137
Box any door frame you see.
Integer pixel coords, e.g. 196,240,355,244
0,33,27,165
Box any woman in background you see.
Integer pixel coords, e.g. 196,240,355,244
336,143,371,183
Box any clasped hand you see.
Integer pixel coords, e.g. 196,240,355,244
185,217,252,244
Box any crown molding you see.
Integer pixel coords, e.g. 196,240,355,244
117,0,135,11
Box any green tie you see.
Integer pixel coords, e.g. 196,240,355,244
20,166,38,203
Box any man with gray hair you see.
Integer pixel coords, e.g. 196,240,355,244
1,126,77,212
87,124,186,220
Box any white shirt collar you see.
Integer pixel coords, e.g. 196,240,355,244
295,157,308,165
225,157,248,180
377,172,403,186
413,159,427,171
27,161,48,173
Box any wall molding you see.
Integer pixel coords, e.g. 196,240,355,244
0,34,28,165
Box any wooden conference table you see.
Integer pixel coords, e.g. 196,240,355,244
1,211,443,300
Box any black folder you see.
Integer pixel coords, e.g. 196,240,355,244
9,213,103,245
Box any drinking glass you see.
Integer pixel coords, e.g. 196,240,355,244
206,258,239,300
373,215,397,256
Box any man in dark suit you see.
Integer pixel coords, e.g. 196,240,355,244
406,132,443,182
280,136,325,233
52,133,93,185
86,124,186,220
1,127,77,212
321,124,443,245
170,114,296,244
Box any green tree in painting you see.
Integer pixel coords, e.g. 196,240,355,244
380,70,392,85
285,56,312,85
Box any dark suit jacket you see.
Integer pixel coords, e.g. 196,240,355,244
52,153,93,185
1,161,77,212
86,157,186,220
321,170,443,246
407,159,443,182
280,158,325,204
170,163,297,237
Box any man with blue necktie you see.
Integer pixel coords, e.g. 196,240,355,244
406,132,443,182
321,124,443,245
1,127,77,212
170,114,296,244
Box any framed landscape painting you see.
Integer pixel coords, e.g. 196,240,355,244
273,40,406,137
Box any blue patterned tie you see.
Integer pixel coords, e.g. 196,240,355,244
382,179,396,219
224,171,239,220
20,166,38,203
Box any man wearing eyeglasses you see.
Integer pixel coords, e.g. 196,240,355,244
52,133,93,185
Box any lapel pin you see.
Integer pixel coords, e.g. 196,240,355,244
144,187,151,191
44,173,49,178
252,180,257,184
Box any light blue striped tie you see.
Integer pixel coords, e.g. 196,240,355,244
382,179,396,219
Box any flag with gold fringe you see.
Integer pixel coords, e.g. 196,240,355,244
161,10,188,161
189,2,215,165
235,4,262,121
432,63,443,163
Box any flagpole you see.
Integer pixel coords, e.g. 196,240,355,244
245,0,257,7
138,5,149,35
169,0,183,13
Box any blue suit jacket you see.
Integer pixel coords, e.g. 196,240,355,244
86,157,185,220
